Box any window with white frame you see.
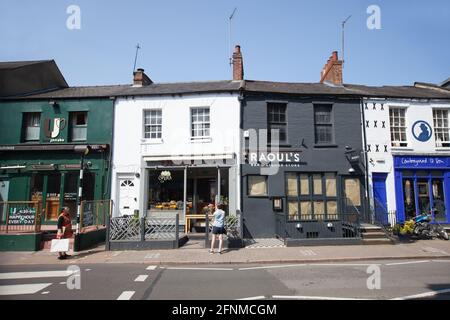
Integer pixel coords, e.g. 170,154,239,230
433,109,450,147
191,107,210,139
70,112,88,141
23,112,41,141
389,108,408,147
144,109,162,139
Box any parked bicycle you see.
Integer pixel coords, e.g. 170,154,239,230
412,209,449,241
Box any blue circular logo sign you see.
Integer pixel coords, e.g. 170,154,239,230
412,120,432,142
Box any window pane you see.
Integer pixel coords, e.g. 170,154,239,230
314,201,325,216
300,174,309,195
325,173,337,197
345,178,361,206
248,176,267,196
327,201,338,215
144,110,162,139
300,201,312,219
72,127,87,141
287,173,298,196
288,201,299,221
313,174,322,195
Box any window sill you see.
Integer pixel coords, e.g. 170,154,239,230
391,147,414,152
314,144,338,148
141,138,163,145
191,137,212,143
435,147,450,151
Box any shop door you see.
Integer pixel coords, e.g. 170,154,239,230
417,179,430,215
372,174,388,224
118,179,136,216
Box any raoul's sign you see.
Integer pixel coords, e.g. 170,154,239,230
8,206,36,226
247,152,306,167
44,118,66,142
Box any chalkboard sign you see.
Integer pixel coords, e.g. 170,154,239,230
8,206,36,226
82,203,94,227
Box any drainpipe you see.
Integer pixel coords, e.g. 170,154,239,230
360,98,371,224
238,84,245,233
105,97,116,213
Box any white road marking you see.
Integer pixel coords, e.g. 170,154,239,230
239,264,306,271
117,291,135,300
432,260,450,263
272,295,371,300
85,269,91,271
385,260,429,266
134,275,149,282
392,288,450,300
59,282,66,285
41,291,50,295
237,296,266,300
0,283,52,296
0,270,74,280
146,265,157,270
165,267,233,271
308,263,377,267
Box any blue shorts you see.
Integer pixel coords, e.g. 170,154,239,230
212,226,226,235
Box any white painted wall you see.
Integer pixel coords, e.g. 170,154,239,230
364,98,450,214
111,92,241,217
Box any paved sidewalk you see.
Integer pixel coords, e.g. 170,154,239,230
1,240,450,266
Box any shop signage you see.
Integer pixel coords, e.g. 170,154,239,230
44,118,66,143
82,203,94,227
247,152,306,167
394,156,450,169
412,120,432,142
7,206,36,226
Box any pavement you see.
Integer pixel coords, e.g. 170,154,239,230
0,239,450,266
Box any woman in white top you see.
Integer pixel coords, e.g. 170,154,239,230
210,204,226,254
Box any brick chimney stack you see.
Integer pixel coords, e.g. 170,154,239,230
133,68,153,87
232,45,244,81
320,51,343,85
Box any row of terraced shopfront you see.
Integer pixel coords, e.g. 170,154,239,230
1,48,449,251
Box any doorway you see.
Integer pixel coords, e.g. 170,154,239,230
372,173,388,224
118,178,137,216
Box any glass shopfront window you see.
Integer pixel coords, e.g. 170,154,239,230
46,174,61,220
286,172,338,221
402,178,416,220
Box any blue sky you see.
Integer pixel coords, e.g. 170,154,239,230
1,0,449,86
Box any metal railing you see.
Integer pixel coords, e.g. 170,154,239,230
80,200,112,232
205,210,243,244
108,214,179,242
0,201,42,234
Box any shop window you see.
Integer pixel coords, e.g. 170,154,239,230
23,113,41,141
432,179,446,222
314,104,333,144
144,109,162,139
248,175,268,197
46,174,61,220
286,173,338,221
389,108,407,147
433,109,450,147
191,107,210,139
30,174,44,202
63,173,78,219
267,103,287,144
403,178,416,220
70,112,88,141
344,178,361,206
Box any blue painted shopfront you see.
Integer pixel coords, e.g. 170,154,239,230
394,156,450,223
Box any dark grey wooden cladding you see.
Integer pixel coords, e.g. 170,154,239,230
241,93,366,239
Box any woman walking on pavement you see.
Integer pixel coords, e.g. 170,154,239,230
56,207,73,260
210,203,226,254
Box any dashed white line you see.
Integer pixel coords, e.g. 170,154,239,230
386,260,430,266
146,265,157,270
0,283,52,296
165,267,233,271
391,288,450,300
237,296,266,300
134,275,149,282
41,291,50,295
272,295,371,300
239,264,306,271
117,291,135,300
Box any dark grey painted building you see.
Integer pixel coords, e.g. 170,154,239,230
240,81,367,242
